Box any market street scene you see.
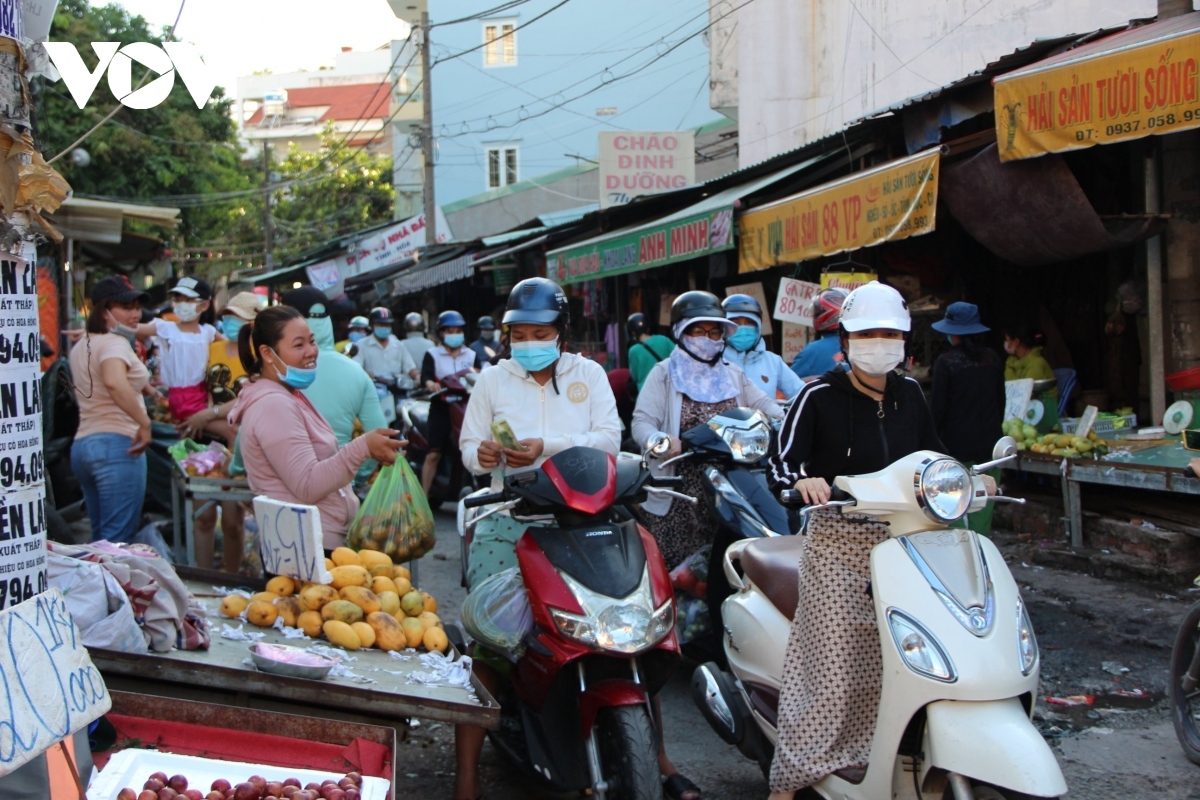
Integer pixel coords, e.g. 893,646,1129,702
0,0,1198,799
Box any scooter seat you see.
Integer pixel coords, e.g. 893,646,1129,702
740,536,805,621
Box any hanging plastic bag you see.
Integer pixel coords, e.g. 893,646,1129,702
461,567,533,662
345,459,437,561
669,544,711,600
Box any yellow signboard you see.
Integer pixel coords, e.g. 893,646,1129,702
820,272,876,291
738,150,939,274
994,26,1200,161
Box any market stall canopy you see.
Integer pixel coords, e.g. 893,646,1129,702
388,250,476,297
941,142,1166,266
48,197,180,243
545,158,820,286
738,149,940,273
994,12,1200,161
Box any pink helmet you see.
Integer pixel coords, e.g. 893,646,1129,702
812,288,849,332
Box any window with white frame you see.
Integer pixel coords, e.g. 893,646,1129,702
485,145,519,189
483,19,517,66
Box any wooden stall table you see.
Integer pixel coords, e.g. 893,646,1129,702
90,569,499,745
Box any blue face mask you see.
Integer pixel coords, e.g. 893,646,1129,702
373,326,391,340
443,333,465,349
348,331,366,343
221,317,245,339
727,325,760,353
512,338,560,373
271,349,317,390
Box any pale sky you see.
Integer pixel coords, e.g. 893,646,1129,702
101,0,412,100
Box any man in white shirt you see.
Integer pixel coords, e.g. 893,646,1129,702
353,306,419,391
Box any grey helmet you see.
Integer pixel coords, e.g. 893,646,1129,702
403,312,425,333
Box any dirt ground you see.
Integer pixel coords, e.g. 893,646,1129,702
393,512,1200,799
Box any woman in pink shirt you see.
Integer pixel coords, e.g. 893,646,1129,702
229,305,404,551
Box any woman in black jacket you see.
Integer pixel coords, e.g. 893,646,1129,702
930,302,1005,534
765,282,945,798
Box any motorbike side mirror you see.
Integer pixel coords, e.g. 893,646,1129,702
972,436,1019,474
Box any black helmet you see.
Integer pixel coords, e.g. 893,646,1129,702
503,277,569,327
403,311,425,332
436,310,466,330
722,293,762,322
670,290,726,328
368,307,393,325
477,315,496,331
627,312,648,339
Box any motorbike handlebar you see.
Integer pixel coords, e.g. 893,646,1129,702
463,491,506,508
779,485,852,508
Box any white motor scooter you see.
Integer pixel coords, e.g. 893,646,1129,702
692,437,1068,800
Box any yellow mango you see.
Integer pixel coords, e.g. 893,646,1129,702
339,586,383,615
321,599,365,624
392,565,411,582
421,592,438,614
330,565,371,590
219,594,249,618
323,620,361,650
246,601,278,628
369,564,393,579
392,576,413,596
274,596,305,628
418,611,441,630
297,610,324,637
250,591,280,605
299,584,338,611
423,626,449,653
265,576,296,596
351,621,376,649
357,550,393,570
377,591,401,616
324,557,336,572
331,547,363,567
373,576,399,597
401,617,425,648
367,611,406,652
400,591,425,617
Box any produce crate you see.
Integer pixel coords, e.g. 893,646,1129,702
89,690,395,799
1061,414,1137,436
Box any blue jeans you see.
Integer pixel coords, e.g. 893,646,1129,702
71,433,147,543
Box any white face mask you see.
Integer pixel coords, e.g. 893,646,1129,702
847,338,905,376
173,301,200,323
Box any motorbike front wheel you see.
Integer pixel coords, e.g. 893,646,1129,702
944,785,1058,800
596,705,661,800
1169,600,1200,765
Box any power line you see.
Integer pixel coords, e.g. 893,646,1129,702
431,0,534,27
431,0,574,67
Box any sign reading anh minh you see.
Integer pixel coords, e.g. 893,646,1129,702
994,23,1200,161
738,150,939,273
599,131,695,209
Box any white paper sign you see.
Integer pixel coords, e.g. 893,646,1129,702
0,588,112,777
0,256,41,374
774,278,821,328
1004,379,1034,422
1074,405,1099,439
305,259,344,299
253,496,332,584
0,486,48,608
335,208,452,279
781,322,811,364
0,0,23,42
599,131,695,209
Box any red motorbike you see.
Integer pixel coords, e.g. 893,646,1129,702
459,445,685,799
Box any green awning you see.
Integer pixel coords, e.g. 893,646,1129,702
545,157,822,286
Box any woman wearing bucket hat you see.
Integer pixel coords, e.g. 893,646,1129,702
931,301,1005,535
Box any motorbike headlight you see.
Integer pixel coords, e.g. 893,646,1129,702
721,421,771,463
1017,600,1039,676
887,608,956,682
915,458,972,523
551,570,674,654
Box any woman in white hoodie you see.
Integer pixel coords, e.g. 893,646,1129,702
455,277,621,800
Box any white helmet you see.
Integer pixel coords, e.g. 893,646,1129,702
839,280,911,333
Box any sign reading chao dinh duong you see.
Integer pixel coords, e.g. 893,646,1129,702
548,206,734,286
994,21,1200,161
598,131,696,209
738,149,939,273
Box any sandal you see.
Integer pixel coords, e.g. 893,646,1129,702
664,773,702,800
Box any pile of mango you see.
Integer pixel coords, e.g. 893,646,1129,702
218,546,448,654
1004,418,1109,458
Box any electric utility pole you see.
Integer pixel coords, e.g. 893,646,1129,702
420,10,437,242
263,142,275,268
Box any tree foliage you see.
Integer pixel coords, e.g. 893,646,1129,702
37,1,396,276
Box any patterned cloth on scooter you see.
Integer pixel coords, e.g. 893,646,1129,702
770,511,891,792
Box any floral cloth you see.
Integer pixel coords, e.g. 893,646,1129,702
667,344,740,404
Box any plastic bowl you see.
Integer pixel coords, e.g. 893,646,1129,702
1167,367,1200,392
248,642,339,680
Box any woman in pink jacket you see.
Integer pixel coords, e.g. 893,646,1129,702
230,305,404,551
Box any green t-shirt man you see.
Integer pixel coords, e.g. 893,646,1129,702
629,334,675,391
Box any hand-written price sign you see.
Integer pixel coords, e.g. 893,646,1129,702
738,150,940,273
0,588,112,777
773,278,821,327
781,322,811,364
994,25,1200,161
253,496,333,584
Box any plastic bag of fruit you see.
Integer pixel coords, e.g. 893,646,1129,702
669,544,711,600
344,458,437,561
675,592,712,644
461,566,533,662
